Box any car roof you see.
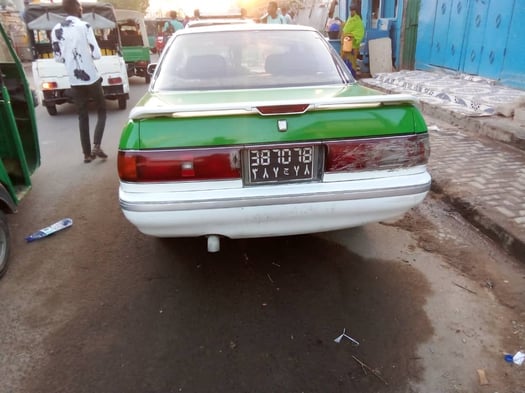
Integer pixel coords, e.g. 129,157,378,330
176,23,317,35
185,18,254,28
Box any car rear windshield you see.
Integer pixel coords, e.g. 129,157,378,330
151,29,346,91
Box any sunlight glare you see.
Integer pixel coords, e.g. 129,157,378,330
147,0,250,17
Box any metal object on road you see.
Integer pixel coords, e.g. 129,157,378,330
25,218,73,242
334,328,360,346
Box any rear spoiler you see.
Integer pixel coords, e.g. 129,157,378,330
129,93,419,120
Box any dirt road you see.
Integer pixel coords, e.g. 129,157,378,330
0,78,523,393
2,189,524,392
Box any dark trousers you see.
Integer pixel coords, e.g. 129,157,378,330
71,78,106,156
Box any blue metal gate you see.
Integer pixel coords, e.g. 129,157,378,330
429,0,468,70
415,0,525,89
462,0,513,78
500,1,525,88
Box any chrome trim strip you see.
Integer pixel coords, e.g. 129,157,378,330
120,181,431,213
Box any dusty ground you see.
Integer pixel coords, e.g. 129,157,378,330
0,191,522,393
394,193,525,392
321,191,525,392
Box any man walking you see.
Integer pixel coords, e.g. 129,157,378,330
51,0,108,163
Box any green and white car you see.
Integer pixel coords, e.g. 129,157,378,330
118,24,431,252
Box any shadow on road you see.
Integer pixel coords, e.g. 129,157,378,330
23,234,433,393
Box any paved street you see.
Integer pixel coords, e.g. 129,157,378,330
361,71,525,262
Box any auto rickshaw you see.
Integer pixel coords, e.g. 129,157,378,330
144,19,158,53
0,22,40,277
116,9,151,83
24,2,130,115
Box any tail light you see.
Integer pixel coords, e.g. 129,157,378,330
42,81,58,90
325,134,430,172
118,148,241,182
108,77,123,85
256,104,309,115
118,135,429,182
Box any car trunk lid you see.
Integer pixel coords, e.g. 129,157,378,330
124,85,427,149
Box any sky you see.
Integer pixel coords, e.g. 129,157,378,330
147,0,245,17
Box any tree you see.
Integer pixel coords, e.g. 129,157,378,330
107,0,148,14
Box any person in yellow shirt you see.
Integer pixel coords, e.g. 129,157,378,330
341,3,364,78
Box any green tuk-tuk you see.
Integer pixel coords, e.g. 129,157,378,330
116,9,151,83
144,19,159,53
0,22,40,277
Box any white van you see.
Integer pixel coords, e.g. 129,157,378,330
24,2,130,116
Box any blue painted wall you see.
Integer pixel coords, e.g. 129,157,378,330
334,0,524,89
415,0,525,89
499,1,525,88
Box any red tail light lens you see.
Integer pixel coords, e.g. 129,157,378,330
42,81,58,90
108,77,123,85
118,148,241,182
325,134,430,172
256,104,309,115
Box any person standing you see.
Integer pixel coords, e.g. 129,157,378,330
264,1,285,24
341,3,364,78
51,0,107,163
193,9,201,21
281,4,293,24
326,17,343,39
163,10,184,34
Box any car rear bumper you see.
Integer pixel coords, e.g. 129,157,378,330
41,85,128,104
119,168,431,238
102,84,127,99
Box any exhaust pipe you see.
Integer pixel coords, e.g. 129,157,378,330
207,235,220,253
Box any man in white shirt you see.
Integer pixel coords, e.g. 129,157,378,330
51,0,108,163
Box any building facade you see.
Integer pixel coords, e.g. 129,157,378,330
327,0,524,89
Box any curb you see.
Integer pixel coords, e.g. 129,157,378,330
419,102,525,152
431,181,525,263
359,79,525,262
423,105,525,263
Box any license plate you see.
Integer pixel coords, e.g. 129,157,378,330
244,144,320,185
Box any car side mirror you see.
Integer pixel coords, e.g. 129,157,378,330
147,63,157,76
